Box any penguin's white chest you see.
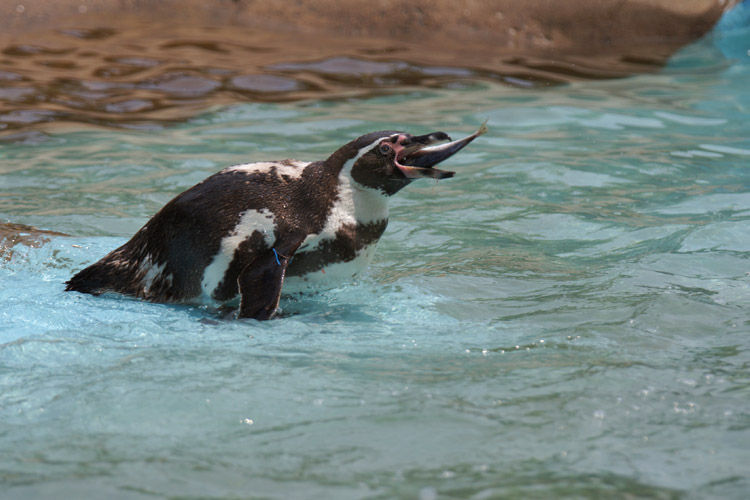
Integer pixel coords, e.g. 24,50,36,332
311,177,388,243
284,178,389,291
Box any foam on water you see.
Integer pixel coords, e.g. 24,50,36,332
2,15,750,499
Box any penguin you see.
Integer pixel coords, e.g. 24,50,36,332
65,123,487,319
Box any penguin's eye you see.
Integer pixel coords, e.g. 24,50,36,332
378,143,391,154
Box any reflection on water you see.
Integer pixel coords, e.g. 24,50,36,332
0,221,67,262
0,24,676,134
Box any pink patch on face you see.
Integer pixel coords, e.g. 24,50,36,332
380,134,409,161
380,135,425,179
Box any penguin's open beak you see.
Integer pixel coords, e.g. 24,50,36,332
397,122,488,179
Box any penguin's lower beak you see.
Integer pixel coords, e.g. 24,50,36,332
397,122,488,179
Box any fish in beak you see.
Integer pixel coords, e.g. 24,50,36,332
396,121,488,179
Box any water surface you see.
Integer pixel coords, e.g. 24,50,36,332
1,11,750,500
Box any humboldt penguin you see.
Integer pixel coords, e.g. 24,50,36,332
66,123,487,319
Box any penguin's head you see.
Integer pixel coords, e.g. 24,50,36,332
339,125,486,196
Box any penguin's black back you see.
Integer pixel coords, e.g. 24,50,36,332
66,159,339,302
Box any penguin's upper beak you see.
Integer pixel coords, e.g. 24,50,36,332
396,122,488,179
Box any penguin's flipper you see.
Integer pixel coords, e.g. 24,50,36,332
237,235,306,320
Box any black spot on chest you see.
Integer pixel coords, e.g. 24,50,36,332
287,219,388,276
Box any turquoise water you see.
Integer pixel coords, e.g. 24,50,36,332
2,12,750,500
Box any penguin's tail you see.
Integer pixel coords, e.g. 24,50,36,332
65,259,128,296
